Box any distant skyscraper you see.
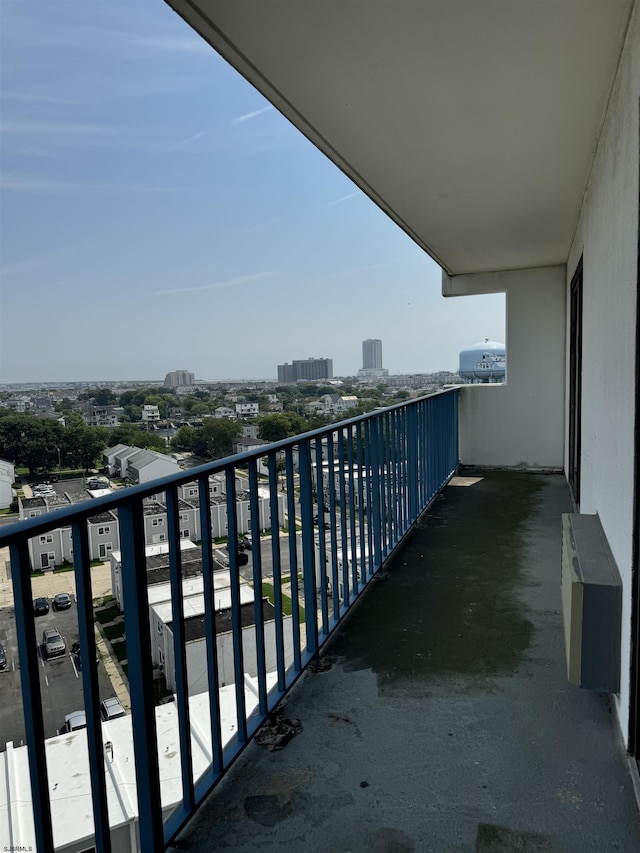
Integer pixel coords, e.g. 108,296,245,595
362,339,383,370
277,357,333,383
164,370,195,388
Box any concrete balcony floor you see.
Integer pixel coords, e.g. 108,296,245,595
174,471,640,853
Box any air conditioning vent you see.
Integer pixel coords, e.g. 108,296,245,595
561,513,621,692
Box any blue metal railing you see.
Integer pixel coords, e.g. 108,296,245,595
0,389,458,852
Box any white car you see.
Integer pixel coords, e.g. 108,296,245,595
100,697,126,721
64,710,87,732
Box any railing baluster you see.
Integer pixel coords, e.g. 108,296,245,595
337,429,349,609
285,445,302,673
225,469,247,742
370,418,382,576
118,500,165,852
9,538,54,853
326,434,340,623
165,487,195,814
248,460,268,716
298,441,318,658
72,520,111,853
268,454,286,691
315,438,329,635
198,473,223,774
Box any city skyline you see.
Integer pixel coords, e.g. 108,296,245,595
0,2,505,384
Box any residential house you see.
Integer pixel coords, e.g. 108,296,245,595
213,406,236,419
126,448,181,484
0,460,15,510
235,402,259,418
82,406,120,427
141,404,161,427
109,541,203,610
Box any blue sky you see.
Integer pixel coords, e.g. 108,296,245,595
0,1,504,384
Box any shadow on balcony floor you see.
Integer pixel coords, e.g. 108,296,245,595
175,471,640,853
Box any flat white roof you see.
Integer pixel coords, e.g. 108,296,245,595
87,488,113,499
151,583,255,626
0,673,278,851
111,538,197,563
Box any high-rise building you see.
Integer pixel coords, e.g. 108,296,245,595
164,370,195,388
362,339,383,370
277,358,333,383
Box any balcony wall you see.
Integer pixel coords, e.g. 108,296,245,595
444,265,566,471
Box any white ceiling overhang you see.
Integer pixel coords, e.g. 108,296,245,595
165,0,634,276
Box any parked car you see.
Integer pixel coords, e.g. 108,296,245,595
226,546,249,566
33,597,49,616
100,697,126,721
53,592,72,611
0,643,6,670
313,515,331,530
242,535,252,550
42,626,66,658
64,710,87,732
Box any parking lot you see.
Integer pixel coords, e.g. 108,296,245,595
0,597,117,744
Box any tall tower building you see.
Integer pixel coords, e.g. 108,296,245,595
362,339,383,370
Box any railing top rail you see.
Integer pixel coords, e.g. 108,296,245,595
0,388,458,545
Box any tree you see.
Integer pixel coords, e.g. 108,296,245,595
109,423,167,451
59,413,108,471
93,388,117,406
171,425,197,452
191,418,242,460
0,413,63,473
256,413,305,442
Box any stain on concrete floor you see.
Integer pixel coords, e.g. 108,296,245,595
330,472,544,691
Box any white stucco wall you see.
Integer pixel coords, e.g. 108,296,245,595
443,265,566,469
565,4,639,740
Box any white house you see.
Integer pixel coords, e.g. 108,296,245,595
214,407,236,419
235,402,259,418
141,404,161,426
0,460,15,510
125,448,181,484
148,577,294,693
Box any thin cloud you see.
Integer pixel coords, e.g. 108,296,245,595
3,91,82,106
121,33,212,55
232,106,274,125
0,172,189,194
2,119,120,136
326,191,361,207
171,131,206,149
155,273,272,296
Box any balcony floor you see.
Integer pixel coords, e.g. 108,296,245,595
174,471,640,852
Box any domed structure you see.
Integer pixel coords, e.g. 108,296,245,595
459,339,506,383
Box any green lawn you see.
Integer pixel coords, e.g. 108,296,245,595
261,581,305,623
95,604,120,625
